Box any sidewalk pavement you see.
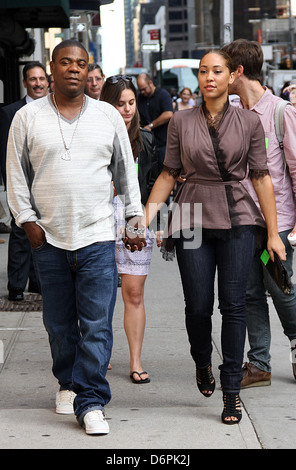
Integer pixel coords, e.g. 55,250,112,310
0,185,295,450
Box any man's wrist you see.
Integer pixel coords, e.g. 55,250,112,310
148,122,154,129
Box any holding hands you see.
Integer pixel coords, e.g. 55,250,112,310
123,216,147,252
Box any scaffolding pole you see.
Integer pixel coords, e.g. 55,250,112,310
220,0,233,46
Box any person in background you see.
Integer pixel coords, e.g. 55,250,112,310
0,201,9,243
228,94,241,107
142,49,285,425
173,87,193,111
193,89,203,106
223,38,296,388
6,40,145,435
280,80,296,107
100,75,158,384
137,73,173,174
85,63,105,100
169,88,179,108
48,74,55,93
0,202,11,236
0,61,48,301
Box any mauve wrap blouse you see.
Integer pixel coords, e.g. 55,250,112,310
164,104,268,235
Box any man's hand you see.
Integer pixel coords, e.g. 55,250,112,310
267,234,286,263
122,216,146,252
289,222,296,238
22,222,46,249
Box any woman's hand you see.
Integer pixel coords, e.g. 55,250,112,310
177,175,186,184
155,230,164,247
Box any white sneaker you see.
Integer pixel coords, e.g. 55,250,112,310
83,410,109,435
55,390,76,414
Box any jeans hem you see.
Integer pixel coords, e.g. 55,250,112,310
221,388,241,394
76,405,105,426
59,385,74,391
247,359,271,373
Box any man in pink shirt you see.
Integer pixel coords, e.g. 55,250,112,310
224,39,296,387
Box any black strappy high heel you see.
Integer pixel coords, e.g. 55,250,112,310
221,392,242,424
196,365,215,397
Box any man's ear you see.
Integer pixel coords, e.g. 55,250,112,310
229,72,235,85
236,65,244,78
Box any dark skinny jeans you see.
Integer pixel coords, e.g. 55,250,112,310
176,228,256,393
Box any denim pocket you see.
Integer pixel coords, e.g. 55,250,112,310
32,239,47,251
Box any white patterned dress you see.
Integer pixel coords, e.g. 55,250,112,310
113,195,154,276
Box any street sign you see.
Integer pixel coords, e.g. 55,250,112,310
76,23,86,32
149,29,160,40
141,43,160,52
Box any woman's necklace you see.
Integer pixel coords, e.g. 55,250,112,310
202,101,229,130
53,94,85,161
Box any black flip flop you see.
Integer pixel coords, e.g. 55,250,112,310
130,370,150,384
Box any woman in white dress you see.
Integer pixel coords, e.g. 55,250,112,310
100,75,158,383
173,87,194,111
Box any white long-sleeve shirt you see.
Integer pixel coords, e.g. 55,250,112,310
7,94,143,251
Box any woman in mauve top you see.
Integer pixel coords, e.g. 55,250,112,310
142,50,285,425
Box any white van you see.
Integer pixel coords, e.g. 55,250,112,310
153,58,200,93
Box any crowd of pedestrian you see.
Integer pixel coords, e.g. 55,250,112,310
0,38,295,434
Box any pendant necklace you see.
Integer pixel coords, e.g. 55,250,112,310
53,94,85,161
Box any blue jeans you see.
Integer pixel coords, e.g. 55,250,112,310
246,229,296,372
32,241,117,423
176,229,256,393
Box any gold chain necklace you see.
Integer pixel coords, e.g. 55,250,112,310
53,94,85,161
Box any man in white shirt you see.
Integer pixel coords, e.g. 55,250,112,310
7,40,145,436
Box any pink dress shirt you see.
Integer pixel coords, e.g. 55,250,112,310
241,88,296,232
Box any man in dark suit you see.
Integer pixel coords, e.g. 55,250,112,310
0,61,48,300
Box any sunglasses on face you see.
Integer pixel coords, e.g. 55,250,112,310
106,75,133,84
